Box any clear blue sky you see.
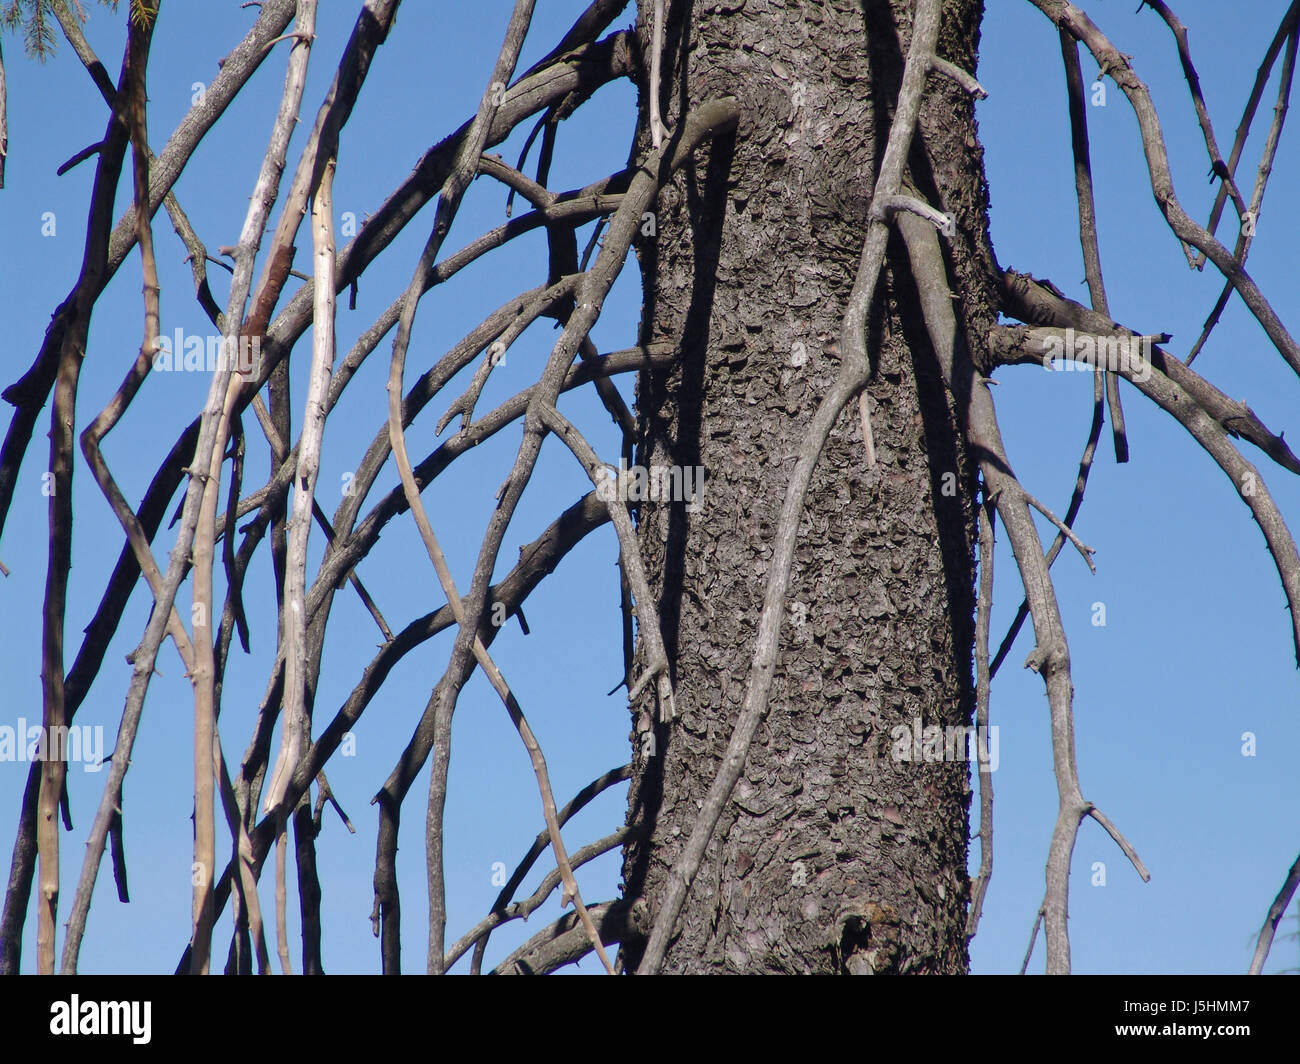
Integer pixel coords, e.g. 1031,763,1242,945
0,0,1296,974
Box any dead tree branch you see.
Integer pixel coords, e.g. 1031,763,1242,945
1249,850,1300,974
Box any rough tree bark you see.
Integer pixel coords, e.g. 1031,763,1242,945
621,0,998,974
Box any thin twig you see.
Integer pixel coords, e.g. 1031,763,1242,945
492,900,633,975
1187,18,1298,364
452,829,632,973
274,829,292,974
1022,488,1096,573
1058,28,1127,461
263,151,335,822
1086,806,1149,882
0,36,7,189
462,763,631,973
988,322,1300,668
929,54,986,98
1020,906,1045,974
898,210,1113,975
1034,0,1300,381
966,494,995,942
0,0,298,558
56,0,314,977
1140,0,1248,221
1249,851,1300,974
538,405,677,716
36,6,141,977
1194,1,1300,269
379,96,740,977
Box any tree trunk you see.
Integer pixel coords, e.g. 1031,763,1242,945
621,0,998,974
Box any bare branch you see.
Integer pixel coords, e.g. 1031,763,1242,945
647,0,668,147
382,95,741,977
1195,1,1300,269
1020,906,1045,974
493,899,639,975
452,828,633,973
988,323,1300,668
1021,488,1096,574
895,207,1147,974
1032,0,1300,380
0,0,299,553
871,192,954,235
999,269,1300,476
1058,28,1126,461
1139,0,1249,220
929,54,986,98
990,382,1103,679
461,763,631,972
966,496,995,942
538,405,676,718
0,36,7,189
1249,851,1300,974
263,148,334,823
1085,806,1150,883
33,9,140,976
1187,18,1298,364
